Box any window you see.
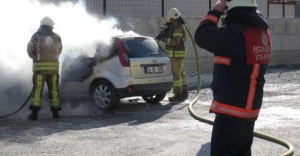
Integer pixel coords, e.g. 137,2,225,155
123,37,166,58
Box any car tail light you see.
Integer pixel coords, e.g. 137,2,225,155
116,38,130,67
127,86,132,92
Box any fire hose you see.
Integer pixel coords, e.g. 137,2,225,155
0,91,31,118
183,23,295,156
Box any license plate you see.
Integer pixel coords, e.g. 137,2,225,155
145,66,164,74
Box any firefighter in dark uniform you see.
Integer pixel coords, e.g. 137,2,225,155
27,16,63,120
156,8,189,101
194,0,271,155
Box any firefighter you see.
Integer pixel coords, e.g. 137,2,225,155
27,16,63,120
194,0,271,155
156,8,189,101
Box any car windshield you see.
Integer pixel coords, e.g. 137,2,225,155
122,37,166,58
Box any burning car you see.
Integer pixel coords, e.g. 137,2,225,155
60,35,172,110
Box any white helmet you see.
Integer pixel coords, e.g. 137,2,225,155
227,0,257,11
40,16,55,27
166,8,181,20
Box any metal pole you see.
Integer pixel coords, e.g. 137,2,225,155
162,0,164,17
103,0,106,16
267,0,269,18
209,0,212,10
283,0,285,18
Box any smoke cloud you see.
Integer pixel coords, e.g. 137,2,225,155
0,0,137,119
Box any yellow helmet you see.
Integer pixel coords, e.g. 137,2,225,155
40,16,55,27
227,0,257,10
166,8,181,20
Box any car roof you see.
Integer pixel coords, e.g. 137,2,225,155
114,35,153,40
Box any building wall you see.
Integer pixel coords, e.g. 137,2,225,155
39,0,300,74
116,17,300,74
40,0,300,19
85,0,212,17
84,0,270,18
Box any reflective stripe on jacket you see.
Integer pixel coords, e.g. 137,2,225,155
213,56,263,119
194,10,272,121
211,100,260,119
165,22,187,58
33,62,59,71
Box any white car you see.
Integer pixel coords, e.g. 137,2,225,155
60,35,173,110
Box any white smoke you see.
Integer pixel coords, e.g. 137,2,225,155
0,0,138,119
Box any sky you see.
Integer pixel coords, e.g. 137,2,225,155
0,0,137,117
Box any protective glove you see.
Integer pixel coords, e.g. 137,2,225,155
155,31,165,42
155,22,171,42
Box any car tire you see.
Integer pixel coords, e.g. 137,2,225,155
142,93,166,104
92,80,119,110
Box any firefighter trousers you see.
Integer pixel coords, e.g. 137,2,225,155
210,116,255,156
29,73,61,111
170,57,189,94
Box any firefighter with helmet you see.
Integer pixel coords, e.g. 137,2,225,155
156,8,189,101
194,0,271,155
27,16,63,120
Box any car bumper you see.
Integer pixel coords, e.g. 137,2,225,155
116,82,172,97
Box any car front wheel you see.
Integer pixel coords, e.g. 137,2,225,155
142,93,166,104
92,80,119,110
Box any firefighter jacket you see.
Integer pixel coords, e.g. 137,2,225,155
27,26,62,75
194,8,272,121
165,22,187,58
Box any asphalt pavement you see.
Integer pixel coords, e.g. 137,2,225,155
0,65,299,156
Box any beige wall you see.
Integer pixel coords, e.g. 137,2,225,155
41,0,299,74
117,17,300,74
44,0,297,18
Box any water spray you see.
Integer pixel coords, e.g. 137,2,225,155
0,0,137,118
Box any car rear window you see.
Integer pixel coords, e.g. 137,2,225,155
121,37,167,58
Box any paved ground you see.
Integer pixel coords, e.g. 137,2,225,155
0,65,299,156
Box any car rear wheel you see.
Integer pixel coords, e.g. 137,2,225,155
142,93,166,104
92,80,119,110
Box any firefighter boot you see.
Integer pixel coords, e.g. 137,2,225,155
52,111,60,119
168,93,184,101
182,91,189,99
28,110,38,120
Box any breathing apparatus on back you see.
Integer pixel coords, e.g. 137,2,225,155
155,8,185,42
